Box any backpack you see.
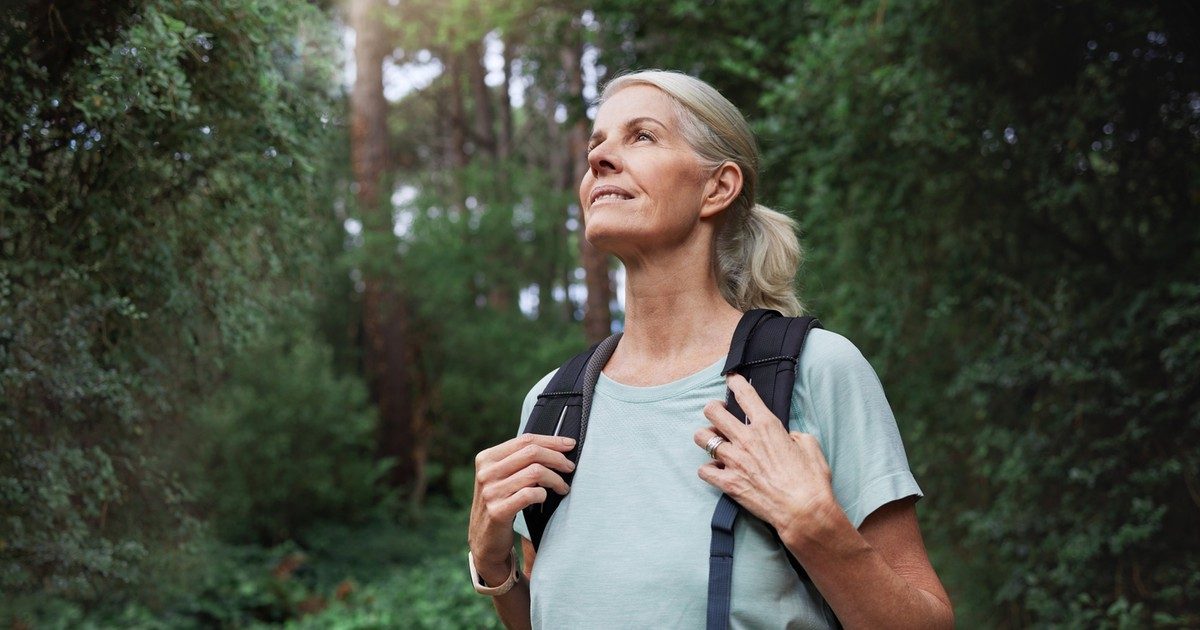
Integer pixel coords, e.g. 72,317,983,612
521,308,839,630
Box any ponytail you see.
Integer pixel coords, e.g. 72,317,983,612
715,204,804,316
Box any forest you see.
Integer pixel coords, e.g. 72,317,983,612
2,0,1198,627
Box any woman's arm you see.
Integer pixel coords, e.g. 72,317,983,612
695,374,953,630
782,494,952,629
469,433,575,630
478,537,537,630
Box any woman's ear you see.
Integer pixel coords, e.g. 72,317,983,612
700,161,743,219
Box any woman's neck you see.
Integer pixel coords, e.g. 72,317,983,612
606,242,743,384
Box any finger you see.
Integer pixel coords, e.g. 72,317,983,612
725,373,779,426
789,430,826,455
693,426,723,450
693,427,746,467
697,460,735,491
487,485,550,524
484,462,571,503
479,433,577,468
703,399,748,440
789,431,831,470
488,445,575,490
481,439,578,482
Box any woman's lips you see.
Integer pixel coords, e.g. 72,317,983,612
589,185,633,206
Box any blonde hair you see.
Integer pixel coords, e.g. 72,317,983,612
600,70,804,316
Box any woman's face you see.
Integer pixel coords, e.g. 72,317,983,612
579,85,711,258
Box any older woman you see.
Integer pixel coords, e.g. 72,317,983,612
467,70,953,629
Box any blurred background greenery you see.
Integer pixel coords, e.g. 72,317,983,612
2,0,1197,627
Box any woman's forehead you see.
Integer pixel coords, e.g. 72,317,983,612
593,85,678,130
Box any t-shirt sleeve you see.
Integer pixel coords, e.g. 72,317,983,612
512,368,559,541
789,329,923,528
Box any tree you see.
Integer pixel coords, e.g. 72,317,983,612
348,0,429,499
560,16,614,343
0,0,342,598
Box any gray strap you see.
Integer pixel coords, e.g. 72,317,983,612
579,332,621,463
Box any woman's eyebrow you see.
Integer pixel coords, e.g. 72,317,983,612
623,116,667,130
589,116,669,145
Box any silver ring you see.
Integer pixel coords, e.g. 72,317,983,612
704,435,727,459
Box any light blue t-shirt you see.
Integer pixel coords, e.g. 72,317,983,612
513,329,922,629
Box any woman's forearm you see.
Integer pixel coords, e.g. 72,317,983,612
477,553,533,630
489,578,532,630
780,500,954,630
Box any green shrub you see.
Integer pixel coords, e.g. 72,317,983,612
195,330,384,544
267,554,500,630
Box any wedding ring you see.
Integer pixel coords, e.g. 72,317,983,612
704,435,727,459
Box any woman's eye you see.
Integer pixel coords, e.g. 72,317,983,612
635,131,653,142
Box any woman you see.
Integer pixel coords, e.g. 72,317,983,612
467,70,953,629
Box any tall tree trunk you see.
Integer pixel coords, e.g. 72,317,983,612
349,0,426,495
561,39,612,343
542,90,576,323
498,36,515,161
445,49,470,171
466,39,497,161
465,38,515,310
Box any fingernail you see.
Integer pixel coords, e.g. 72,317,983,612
562,437,576,446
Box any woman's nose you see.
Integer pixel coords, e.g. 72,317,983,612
587,142,620,175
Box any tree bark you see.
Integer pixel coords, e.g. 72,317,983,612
466,39,497,161
561,39,612,343
498,35,515,161
445,49,470,170
349,0,425,494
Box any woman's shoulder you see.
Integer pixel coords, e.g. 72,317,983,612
516,368,559,433
796,327,878,384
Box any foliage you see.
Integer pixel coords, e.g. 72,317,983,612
386,162,586,471
193,326,384,545
760,1,1200,625
271,554,501,630
0,0,342,599
2,503,496,630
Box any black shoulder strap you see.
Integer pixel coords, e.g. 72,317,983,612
520,332,622,549
708,309,835,630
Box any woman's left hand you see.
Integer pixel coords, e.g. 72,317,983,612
694,373,839,540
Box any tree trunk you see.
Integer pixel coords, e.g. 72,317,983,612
561,40,612,343
542,90,576,323
349,0,426,495
466,39,497,161
498,36,515,161
350,0,388,209
445,49,470,170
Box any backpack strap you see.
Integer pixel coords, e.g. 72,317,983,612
520,332,622,549
707,309,832,630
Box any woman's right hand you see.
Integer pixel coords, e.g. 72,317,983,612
468,433,577,580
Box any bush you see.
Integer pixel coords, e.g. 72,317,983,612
195,329,384,544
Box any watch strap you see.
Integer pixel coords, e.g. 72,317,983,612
468,549,521,596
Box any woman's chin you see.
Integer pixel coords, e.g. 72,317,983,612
583,222,640,255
